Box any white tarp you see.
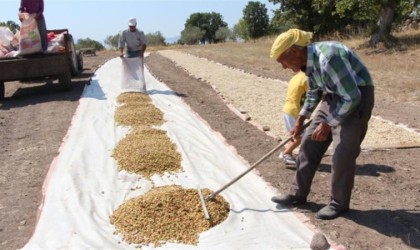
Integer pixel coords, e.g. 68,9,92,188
23,57,316,249
120,57,146,93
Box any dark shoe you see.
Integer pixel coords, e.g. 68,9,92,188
315,205,349,220
271,194,307,206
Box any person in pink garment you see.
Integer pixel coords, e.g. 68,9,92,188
19,0,47,51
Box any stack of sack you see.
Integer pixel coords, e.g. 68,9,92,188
0,13,66,58
0,27,19,58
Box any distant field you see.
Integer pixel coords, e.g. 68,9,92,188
169,29,420,107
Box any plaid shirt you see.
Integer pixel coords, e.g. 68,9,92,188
300,42,373,127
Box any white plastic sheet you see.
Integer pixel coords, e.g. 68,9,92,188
23,57,316,249
120,57,146,93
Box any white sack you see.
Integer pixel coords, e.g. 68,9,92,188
0,26,14,45
17,13,42,56
0,27,14,58
120,57,146,93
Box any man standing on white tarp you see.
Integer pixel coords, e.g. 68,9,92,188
118,17,148,93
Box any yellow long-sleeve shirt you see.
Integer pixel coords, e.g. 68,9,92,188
282,71,308,118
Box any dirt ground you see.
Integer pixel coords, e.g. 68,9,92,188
0,52,115,250
0,50,419,250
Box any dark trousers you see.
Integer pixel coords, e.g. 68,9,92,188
36,17,47,51
290,86,374,209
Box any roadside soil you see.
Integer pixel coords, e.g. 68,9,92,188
0,50,419,250
0,51,115,250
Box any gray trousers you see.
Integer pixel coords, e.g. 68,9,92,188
290,86,374,210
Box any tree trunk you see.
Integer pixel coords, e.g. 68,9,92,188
369,0,397,47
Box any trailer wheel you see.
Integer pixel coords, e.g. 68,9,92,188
77,51,83,70
69,39,80,76
59,73,72,90
0,82,4,100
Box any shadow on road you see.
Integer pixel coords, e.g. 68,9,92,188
317,163,395,177
345,209,420,249
0,79,87,110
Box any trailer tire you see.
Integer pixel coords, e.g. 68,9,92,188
59,73,72,91
0,82,4,100
77,51,83,70
69,39,80,76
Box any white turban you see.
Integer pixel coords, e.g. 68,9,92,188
128,17,137,26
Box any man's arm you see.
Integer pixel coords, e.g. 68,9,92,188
291,115,307,141
118,32,125,57
140,44,147,57
140,31,147,57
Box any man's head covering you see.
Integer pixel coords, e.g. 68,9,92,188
128,17,137,26
270,29,313,60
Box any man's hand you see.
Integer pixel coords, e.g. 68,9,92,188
291,116,306,141
312,121,331,141
18,12,24,22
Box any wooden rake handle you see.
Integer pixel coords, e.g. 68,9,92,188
205,119,312,201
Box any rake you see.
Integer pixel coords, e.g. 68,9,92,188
198,119,312,219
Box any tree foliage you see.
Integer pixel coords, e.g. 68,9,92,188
268,0,345,34
180,26,204,45
215,27,232,42
233,18,249,41
242,1,270,39
76,38,104,51
268,0,418,45
269,9,296,35
146,31,166,46
183,12,228,44
0,20,20,33
104,33,120,49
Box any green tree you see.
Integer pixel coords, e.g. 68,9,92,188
268,0,340,34
330,0,419,46
146,31,166,46
185,13,209,44
0,20,20,33
208,12,228,43
215,27,231,42
180,26,203,45
243,1,270,39
104,33,120,49
76,38,104,51
269,9,296,35
183,12,228,44
233,18,250,41
230,23,240,41
269,0,418,45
